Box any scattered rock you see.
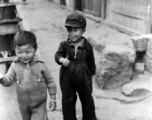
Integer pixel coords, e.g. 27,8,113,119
122,72,152,96
95,45,136,89
128,116,152,120
87,37,105,52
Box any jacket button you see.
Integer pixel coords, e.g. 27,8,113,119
17,81,19,83
38,79,41,81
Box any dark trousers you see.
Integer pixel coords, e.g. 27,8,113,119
61,77,97,120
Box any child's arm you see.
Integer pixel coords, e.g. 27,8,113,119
87,45,96,76
0,62,15,86
55,42,67,65
49,94,56,112
42,63,57,111
55,42,70,66
43,65,57,95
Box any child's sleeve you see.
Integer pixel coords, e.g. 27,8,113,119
1,62,16,86
55,42,66,65
42,64,57,95
87,45,96,76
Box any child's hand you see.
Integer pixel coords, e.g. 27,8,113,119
0,72,4,84
62,58,70,67
0,72,4,80
49,100,56,112
59,56,70,67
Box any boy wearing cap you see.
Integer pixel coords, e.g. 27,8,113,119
55,12,97,120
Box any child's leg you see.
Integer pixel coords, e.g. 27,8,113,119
19,104,31,120
60,79,77,120
30,100,47,120
77,82,97,120
19,100,47,120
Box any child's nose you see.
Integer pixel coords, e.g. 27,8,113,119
22,53,27,57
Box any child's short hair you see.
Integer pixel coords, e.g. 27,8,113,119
65,12,86,28
14,31,37,49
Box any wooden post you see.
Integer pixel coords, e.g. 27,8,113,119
101,0,106,19
106,0,109,20
147,0,152,33
150,0,152,33
3,0,9,3
82,0,84,11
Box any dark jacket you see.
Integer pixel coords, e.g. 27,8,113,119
55,37,96,75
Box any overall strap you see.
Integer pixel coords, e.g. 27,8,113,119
82,47,85,61
36,63,42,82
17,63,21,84
66,41,69,58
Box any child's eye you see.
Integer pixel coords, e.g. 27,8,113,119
66,27,80,32
26,51,31,53
74,29,78,32
67,28,72,32
74,28,80,30
17,52,21,54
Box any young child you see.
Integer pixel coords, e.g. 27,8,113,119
55,12,97,120
0,31,57,120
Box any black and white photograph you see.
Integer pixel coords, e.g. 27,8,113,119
0,0,152,120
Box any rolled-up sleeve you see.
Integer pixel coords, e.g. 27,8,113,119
43,64,57,95
1,62,16,87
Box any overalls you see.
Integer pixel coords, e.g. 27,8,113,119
15,63,48,120
60,41,96,120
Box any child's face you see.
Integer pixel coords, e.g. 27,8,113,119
15,44,37,64
66,27,85,42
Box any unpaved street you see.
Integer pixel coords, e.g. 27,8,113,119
0,1,152,120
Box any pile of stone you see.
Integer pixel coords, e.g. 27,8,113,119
95,34,152,91
95,44,136,89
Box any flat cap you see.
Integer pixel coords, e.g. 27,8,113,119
65,12,86,28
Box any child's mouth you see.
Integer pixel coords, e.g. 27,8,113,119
21,59,29,63
69,36,76,39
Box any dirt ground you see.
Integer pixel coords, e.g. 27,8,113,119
0,0,152,120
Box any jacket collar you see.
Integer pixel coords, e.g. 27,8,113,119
14,54,44,65
68,38,84,47
67,37,90,50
